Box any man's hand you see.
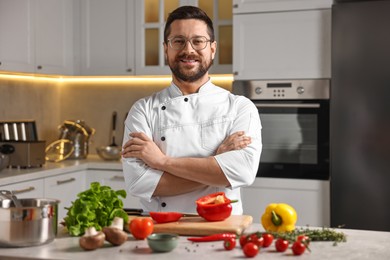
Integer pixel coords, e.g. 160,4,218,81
216,131,251,155
121,132,167,170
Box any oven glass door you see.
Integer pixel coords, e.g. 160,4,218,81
256,100,329,180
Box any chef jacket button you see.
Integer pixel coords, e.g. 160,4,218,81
161,136,166,141
161,202,167,207
161,106,166,110
184,97,188,102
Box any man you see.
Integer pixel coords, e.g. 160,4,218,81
121,6,262,214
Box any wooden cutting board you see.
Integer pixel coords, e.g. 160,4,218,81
126,215,253,236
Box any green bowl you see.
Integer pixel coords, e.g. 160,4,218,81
147,233,179,252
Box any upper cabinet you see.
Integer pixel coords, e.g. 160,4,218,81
233,0,333,13
135,0,232,75
233,0,332,80
79,0,135,75
0,0,75,75
0,0,233,76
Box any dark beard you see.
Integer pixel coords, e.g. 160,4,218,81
169,55,213,83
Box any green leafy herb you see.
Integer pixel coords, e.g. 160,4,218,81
64,182,129,236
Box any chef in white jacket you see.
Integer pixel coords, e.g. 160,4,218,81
121,6,262,215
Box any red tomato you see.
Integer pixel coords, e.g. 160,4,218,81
249,234,264,247
292,241,306,255
223,237,236,251
261,233,274,247
297,235,310,245
149,212,183,223
243,242,259,258
239,235,248,247
129,217,154,240
275,238,289,252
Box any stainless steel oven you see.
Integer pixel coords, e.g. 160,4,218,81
233,79,330,180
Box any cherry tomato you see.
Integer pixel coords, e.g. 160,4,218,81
243,242,259,258
149,212,183,223
239,235,248,247
297,235,310,245
292,241,306,255
275,238,289,252
261,233,274,247
249,234,264,247
223,237,237,251
129,217,154,240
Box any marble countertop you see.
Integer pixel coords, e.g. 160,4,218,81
0,225,389,260
0,155,122,186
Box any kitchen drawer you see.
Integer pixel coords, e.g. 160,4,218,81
0,179,44,198
241,178,330,226
44,171,86,221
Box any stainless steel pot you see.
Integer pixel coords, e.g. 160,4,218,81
0,195,60,247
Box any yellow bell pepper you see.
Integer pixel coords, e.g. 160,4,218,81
261,203,297,232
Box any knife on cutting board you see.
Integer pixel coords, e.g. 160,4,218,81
123,208,199,217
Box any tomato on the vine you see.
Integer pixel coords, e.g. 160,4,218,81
223,237,236,250
239,235,248,247
243,242,259,258
129,217,154,240
261,233,274,247
297,235,310,245
275,238,289,252
292,241,306,255
248,234,264,247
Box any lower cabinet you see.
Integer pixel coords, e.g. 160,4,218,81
241,178,330,227
0,179,44,198
44,171,86,221
85,169,139,209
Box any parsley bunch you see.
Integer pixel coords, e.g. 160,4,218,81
64,182,129,236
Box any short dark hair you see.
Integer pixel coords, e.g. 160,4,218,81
164,6,215,43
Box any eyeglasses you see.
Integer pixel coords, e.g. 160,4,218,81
167,36,211,51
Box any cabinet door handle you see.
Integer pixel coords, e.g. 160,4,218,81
12,186,35,194
111,175,125,181
56,177,76,185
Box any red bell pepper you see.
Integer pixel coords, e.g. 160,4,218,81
149,212,183,223
196,192,235,221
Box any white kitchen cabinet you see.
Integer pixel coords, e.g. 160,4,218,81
241,178,330,227
0,179,44,198
44,171,86,221
0,0,75,75
79,0,135,75
233,0,333,13
86,169,139,209
135,0,232,75
233,9,331,80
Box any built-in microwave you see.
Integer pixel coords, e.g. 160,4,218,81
233,79,330,180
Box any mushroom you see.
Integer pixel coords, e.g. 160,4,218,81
102,217,128,246
79,227,106,250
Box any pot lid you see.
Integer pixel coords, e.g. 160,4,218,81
45,139,74,162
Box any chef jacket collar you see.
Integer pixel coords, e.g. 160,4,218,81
168,78,213,98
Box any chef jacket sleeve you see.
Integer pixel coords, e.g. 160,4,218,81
122,98,162,202
214,97,262,189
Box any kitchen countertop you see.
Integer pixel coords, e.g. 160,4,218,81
0,155,122,186
0,225,389,259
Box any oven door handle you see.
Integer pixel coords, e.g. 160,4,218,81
254,103,320,108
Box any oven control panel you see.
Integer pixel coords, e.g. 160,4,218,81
232,79,330,100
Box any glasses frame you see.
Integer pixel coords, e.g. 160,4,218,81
167,36,212,51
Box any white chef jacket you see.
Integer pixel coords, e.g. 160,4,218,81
122,80,262,214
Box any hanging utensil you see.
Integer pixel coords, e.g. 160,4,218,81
96,111,121,160
110,111,118,146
